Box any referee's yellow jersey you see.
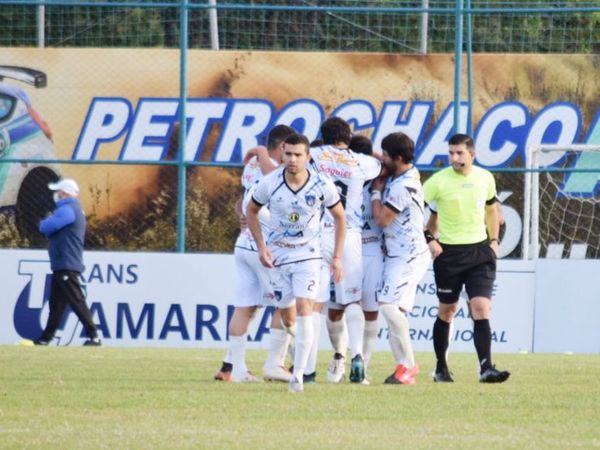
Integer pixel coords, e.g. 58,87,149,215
423,166,496,245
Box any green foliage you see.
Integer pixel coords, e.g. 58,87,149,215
0,211,28,248
85,174,237,253
1,1,599,53
1,347,599,449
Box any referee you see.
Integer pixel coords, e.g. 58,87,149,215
423,134,509,383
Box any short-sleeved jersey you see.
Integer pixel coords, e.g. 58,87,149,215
361,181,382,253
252,167,340,266
235,155,278,251
382,166,428,258
241,155,266,191
423,166,496,245
310,145,381,232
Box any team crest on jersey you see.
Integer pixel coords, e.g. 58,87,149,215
305,194,316,206
289,212,300,223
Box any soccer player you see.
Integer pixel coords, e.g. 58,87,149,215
310,118,383,384
423,133,510,383
370,132,431,384
349,134,382,381
247,133,346,393
214,124,295,383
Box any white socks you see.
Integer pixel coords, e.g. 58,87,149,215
304,311,322,375
222,347,232,365
292,315,314,382
345,303,365,359
380,303,415,367
264,328,290,369
363,319,379,371
326,315,348,356
229,334,249,379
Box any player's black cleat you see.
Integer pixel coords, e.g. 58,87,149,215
479,366,510,383
303,372,316,384
432,367,454,383
83,337,102,346
33,339,51,346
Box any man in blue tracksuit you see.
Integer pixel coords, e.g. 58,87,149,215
34,178,101,346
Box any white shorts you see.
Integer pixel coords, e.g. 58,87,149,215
378,250,431,312
272,258,321,309
233,247,275,307
361,249,384,312
319,231,363,309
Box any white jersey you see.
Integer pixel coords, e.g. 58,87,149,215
381,166,428,258
252,167,340,266
235,155,278,251
241,156,265,190
310,145,381,232
361,181,383,253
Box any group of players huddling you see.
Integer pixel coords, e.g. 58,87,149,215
214,117,510,393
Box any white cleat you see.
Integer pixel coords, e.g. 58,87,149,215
288,376,304,393
263,365,293,382
327,353,346,383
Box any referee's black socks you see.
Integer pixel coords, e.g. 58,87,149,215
433,317,451,372
473,319,493,373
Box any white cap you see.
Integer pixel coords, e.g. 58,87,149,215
48,178,79,196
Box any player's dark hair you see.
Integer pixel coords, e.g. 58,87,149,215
284,133,310,153
381,132,414,163
310,138,324,148
267,124,295,150
349,135,373,156
448,133,475,152
320,117,351,146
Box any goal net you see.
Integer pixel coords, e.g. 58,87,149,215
524,144,600,259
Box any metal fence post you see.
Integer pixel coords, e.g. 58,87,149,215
466,0,473,136
452,0,464,134
209,0,220,50
37,1,45,48
177,0,189,252
420,0,428,54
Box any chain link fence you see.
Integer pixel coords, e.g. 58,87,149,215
1,1,599,257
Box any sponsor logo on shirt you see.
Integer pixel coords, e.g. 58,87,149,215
316,151,359,167
318,164,352,178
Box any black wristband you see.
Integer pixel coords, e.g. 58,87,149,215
490,238,499,243
424,230,436,243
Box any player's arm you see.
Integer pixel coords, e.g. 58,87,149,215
328,201,346,283
485,199,500,257
369,176,396,228
244,146,278,175
247,199,273,268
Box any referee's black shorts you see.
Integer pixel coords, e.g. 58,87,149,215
432,240,496,303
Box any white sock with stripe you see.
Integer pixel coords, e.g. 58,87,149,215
380,303,415,367
292,315,314,382
345,303,365,358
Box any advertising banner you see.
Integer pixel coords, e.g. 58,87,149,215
2,49,599,260
2,49,600,214
1,249,535,353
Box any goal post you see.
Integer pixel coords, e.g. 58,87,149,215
524,144,600,260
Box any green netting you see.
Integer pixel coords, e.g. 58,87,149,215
0,1,598,53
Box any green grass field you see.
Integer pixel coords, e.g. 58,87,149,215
1,346,599,449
